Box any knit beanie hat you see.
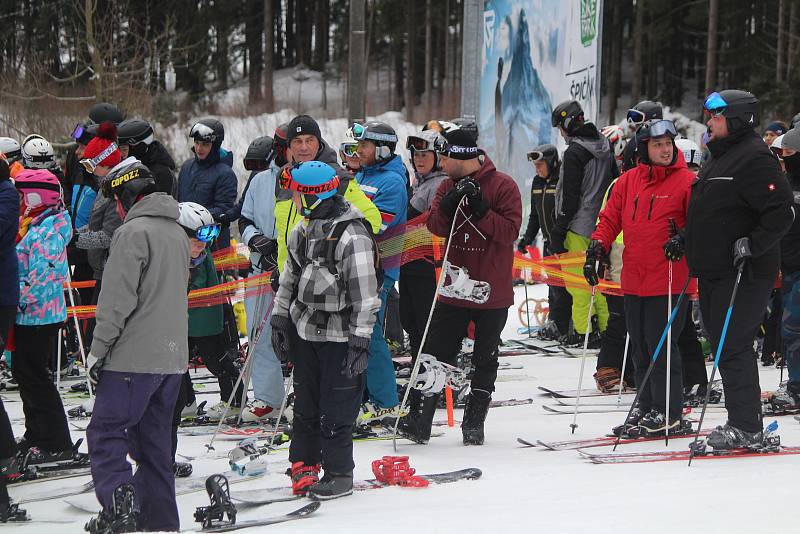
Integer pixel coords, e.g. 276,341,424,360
287,115,322,145
82,122,121,169
440,127,480,160
764,121,789,136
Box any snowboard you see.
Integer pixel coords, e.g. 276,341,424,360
230,468,483,506
186,502,320,533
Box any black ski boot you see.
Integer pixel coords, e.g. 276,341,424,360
0,502,27,523
769,382,800,412
307,471,353,500
611,406,645,437
173,461,193,478
638,410,683,436
536,321,561,341
85,483,139,534
395,389,440,444
706,423,764,450
462,389,491,445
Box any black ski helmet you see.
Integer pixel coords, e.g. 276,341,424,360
273,123,289,167
627,100,663,130
117,119,154,147
527,143,559,175
106,165,157,213
351,121,398,160
88,102,125,125
190,118,225,145
635,119,678,166
551,100,585,135
711,89,760,132
243,136,275,171
450,117,479,143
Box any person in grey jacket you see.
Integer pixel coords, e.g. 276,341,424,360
85,166,190,533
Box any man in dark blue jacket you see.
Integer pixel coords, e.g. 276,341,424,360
177,118,238,249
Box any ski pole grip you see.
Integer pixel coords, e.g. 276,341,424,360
445,385,455,427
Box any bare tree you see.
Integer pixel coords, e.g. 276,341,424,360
405,0,416,121
631,0,644,104
778,0,786,83
705,0,719,96
424,0,433,119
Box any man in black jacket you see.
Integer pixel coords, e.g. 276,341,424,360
685,89,793,449
117,119,177,197
517,144,572,340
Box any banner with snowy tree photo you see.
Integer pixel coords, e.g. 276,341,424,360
478,0,603,198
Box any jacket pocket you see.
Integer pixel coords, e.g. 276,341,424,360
299,262,347,313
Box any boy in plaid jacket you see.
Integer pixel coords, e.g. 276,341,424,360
270,161,381,500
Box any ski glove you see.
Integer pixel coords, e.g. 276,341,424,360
584,240,608,287
663,219,685,262
249,235,279,269
732,237,752,269
270,314,293,363
214,212,230,226
87,352,103,387
343,335,371,379
270,269,281,293
549,225,568,254
516,238,530,254
437,187,463,221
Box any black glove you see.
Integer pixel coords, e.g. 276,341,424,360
663,219,685,262
270,314,292,363
249,235,278,271
214,212,230,226
270,269,280,293
87,353,103,388
549,225,568,254
461,180,489,220
517,238,530,254
343,335,371,379
732,237,752,269
437,187,464,221
584,240,607,287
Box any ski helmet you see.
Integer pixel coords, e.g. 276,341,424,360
703,89,759,132
88,102,124,125
177,201,220,243
243,136,275,172
551,100,585,135
601,125,628,161
449,117,479,143
782,127,800,152
526,143,559,175
792,112,800,130
117,118,154,147
14,168,63,208
349,121,398,160
675,138,702,168
274,123,289,167
0,137,21,164
422,120,445,133
635,119,678,165
279,161,340,217
106,163,157,213
406,129,444,171
190,118,224,145
626,100,663,130
21,135,56,169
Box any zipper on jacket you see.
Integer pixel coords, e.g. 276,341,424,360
647,193,654,220
285,202,295,247
632,194,639,221
540,184,550,240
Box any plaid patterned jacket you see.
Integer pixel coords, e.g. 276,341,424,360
273,203,381,343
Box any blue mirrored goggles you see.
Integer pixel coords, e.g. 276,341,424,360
703,92,728,116
349,123,367,140
646,120,678,139
195,224,221,243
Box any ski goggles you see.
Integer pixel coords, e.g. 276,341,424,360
527,150,547,162
79,142,118,173
703,92,728,117
194,223,221,243
340,142,358,158
190,122,217,142
278,166,341,194
71,123,88,141
349,123,398,143
406,136,433,152
626,109,647,127
645,120,678,139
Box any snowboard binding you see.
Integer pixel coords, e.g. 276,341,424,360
194,474,237,529
0,502,28,523
84,484,139,534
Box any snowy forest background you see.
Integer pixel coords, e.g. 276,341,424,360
0,0,798,164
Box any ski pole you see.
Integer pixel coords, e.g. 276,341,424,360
612,276,692,451
391,197,464,452
616,333,630,407
570,273,597,434
65,271,92,398
666,261,673,445
523,265,533,338
267,368,293,451
689,265,744,466
56,328,63,392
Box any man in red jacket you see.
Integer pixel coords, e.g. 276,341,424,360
587,119,695,437
396,125,522,446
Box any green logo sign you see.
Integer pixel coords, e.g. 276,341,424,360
580,0,598,47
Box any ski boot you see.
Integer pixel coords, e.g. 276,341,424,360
593,367,624,393
290,462,321,495
462,389,491,445
357,402,408,425
706,422,765,450
240,399,275,423
173,461,193,478
68,397,95,418
307,471,354,500
611,407,645,437
85,483,139,533
768,382,800,412
395,389,440,444
638,410,683,436
205,401,241,422
0,456,21,484
0,502,27,523
193,475,236,529
536,320,561,342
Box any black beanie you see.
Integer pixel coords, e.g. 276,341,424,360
287,115,322,145
442,128,480,160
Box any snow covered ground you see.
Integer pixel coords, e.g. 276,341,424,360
7,282,796,533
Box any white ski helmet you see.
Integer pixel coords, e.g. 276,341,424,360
674,138,702,168
177,201,215,232
406,129,444,171
0,137,21,163
601,125,627,161
21,134,55,169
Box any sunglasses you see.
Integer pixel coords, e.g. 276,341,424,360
646,119,678,139
340,143,358,158
703,92,728,117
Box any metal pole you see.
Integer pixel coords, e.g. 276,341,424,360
348,0,366,125
459,0,483,119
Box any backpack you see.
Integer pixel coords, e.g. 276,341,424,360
321,218,384,291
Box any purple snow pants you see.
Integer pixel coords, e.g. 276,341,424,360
87,371,182,531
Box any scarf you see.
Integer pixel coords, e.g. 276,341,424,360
16,204,47,244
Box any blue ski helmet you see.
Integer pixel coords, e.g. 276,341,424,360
279,161,340,216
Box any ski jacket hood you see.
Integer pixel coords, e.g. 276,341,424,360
0,179,19,307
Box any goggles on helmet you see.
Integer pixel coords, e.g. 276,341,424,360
195,224,221,243
646,120,678,139
527,151,546,162
190,122,217,142
80,142,118,173
626,109,647,127
278,166,341,195
71,123,87,141
340,142,358,158
406,136,433,152
349,123,398,143
703,92,728,117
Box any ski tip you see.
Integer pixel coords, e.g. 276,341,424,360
515,437,536,447
292,501,321,517
463,468,483,480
